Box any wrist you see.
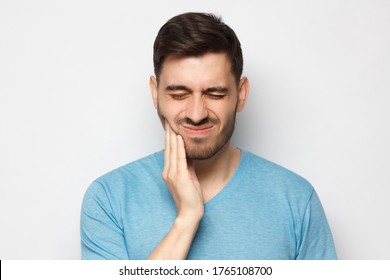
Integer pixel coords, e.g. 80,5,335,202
175,208,204,228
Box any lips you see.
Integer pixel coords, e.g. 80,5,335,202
182,125,214,136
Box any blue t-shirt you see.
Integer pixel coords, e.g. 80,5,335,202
80,150,337,259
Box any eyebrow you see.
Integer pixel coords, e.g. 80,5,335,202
165,85,192,93
202,86,229,94
165,85,229,94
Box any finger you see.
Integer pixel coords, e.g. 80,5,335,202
187,158,197,179
163,120,170,175
177,134,188,171
169,123,177,174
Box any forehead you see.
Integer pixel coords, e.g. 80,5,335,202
158,53,235,88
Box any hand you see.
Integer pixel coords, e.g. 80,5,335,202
147,121,204,259
162,120,204,220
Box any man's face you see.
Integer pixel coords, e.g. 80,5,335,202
150,53,248,160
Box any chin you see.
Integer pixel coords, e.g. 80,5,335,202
184,141,228,161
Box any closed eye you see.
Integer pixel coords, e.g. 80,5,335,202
205,93,226,100
202,86,229,100
169,93,189,100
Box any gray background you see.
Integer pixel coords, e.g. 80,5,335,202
1,0,389,259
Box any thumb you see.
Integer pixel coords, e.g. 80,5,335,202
187,159,198,181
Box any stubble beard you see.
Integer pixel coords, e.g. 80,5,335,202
157,107,237,161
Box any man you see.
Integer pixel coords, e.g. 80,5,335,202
80,12,337,260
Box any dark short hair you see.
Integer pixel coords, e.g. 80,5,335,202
153,12,243,85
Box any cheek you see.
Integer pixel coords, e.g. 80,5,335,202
157,101,182,126
211,102,237,121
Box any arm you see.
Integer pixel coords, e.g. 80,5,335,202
295,190,337,260
148,121,204,259
80,181,129,259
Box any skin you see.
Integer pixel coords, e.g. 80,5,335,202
148,52,249,259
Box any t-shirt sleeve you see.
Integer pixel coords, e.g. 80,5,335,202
80,181,129,259
295,190,337,260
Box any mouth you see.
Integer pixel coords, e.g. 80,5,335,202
181,125,215,136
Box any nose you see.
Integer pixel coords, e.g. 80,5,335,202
186,95,208,124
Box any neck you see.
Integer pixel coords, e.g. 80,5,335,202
192,142,241,201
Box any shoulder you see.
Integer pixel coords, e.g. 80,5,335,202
81,151,165,230
240,150,314,198
97,151,162,185
84,151,163,201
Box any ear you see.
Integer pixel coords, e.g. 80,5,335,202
236,76,250,112
149,75,158,109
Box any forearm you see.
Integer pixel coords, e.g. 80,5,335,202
148,213,202,260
